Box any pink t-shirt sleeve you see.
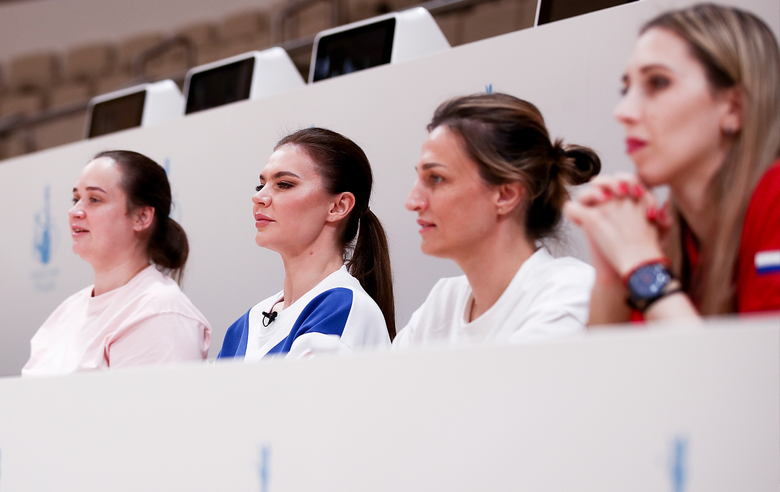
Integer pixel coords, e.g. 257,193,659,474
106,312,210,368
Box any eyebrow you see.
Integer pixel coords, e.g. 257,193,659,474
623,63,672,82
73,186,107,193
420,163,444,171
258,171,301,181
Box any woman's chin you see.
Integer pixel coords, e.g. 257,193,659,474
634,166,666,188
254,235,278,252
420,241,448,259
71,244,87,259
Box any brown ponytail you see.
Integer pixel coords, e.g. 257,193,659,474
93,150,189,284
275,128,396,339
349,210,396,339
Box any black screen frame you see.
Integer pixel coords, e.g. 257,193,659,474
312,17,396,82
88,90,147,138
185,57,256,115
536,0,640,25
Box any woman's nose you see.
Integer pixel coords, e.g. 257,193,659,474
69,203,85,219
614,87,640,126
252,189,270,207
405,181,426,212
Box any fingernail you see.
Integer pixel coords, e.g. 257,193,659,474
646,207,657,221
632,184,644,198
603,189,612,199
618,183,630,196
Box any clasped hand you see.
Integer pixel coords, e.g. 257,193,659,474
564,173,669,285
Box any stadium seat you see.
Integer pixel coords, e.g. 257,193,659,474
117,33,166,73
49,82,92,109
0,91,45,118
64,43,116,82
8,52,60,91
34,111,87,151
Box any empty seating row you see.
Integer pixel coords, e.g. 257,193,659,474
0,0,537,161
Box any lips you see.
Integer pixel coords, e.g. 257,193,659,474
625,137,647,154
71,225,89,236
254,213,275,228
417,219,435,233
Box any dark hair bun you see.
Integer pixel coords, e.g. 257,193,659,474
563,145,601,185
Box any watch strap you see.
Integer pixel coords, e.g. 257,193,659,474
627,278,682,312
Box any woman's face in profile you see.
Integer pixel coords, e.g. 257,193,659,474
406,125,499,261
614,27,737,189
252,144,338,255
69,158,139,267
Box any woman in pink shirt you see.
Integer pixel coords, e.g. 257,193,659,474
23,151,211,376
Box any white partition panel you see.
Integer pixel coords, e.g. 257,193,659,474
0,0,778,376
0,319,777,490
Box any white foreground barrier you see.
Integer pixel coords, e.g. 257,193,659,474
0,318,777,491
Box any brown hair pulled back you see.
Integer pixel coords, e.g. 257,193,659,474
641,4,780,314
275,128,396,339
94,150,189,284
428,93,600,243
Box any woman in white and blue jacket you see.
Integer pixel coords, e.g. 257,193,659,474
217,128,395,360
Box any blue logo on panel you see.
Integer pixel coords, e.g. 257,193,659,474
669,436,687,492
257,445,271,492
31,185,60,291
33,185,55,264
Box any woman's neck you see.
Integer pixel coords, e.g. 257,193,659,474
670,145,728,242
671,170,719,242
279,237,344,309
92,255,150,296
454,221,536,321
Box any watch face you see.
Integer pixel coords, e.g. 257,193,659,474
628,264,671,299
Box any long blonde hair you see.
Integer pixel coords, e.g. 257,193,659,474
641,4,780,314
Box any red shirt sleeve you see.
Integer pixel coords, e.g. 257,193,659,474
737,160,780,313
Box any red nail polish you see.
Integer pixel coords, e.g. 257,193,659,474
646,207,657,221
618,183,630,196
632,184,644,198
603,189,612,199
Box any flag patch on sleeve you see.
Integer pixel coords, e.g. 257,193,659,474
755,250,780,275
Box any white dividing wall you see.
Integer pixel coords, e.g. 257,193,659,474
0,0,778,376
0,319,777,490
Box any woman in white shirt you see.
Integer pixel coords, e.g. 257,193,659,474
395,93,599,348
23,151,211,376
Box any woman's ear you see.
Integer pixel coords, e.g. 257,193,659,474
494,182,525,216
326,192,356,223
132,206,156,232
719,86,743,135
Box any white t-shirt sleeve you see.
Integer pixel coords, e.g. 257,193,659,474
392,303,427,350
508,260,594,342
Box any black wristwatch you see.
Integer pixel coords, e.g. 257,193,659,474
626,262,682,312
